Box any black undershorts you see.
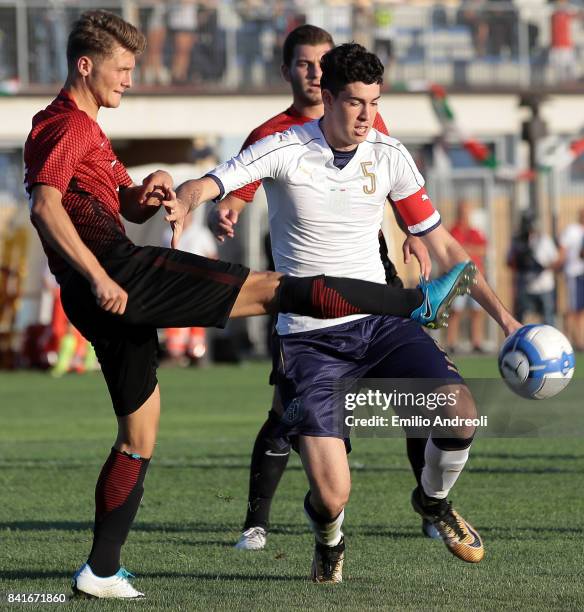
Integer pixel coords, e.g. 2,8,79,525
60,241,249,416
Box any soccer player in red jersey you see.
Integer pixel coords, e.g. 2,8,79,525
205,25,436,553
24,12,472,598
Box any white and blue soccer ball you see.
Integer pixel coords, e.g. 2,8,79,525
498,324,575,400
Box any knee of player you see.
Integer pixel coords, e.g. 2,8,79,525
457,388,478,421
317,490,350,519
117,428,158,458
445,385,477,420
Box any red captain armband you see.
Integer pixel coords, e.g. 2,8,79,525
393,187,440,235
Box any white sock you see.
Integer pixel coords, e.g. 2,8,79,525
304,498,344,547
421,437,470,500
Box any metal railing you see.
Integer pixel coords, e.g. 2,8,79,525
1,0,583,93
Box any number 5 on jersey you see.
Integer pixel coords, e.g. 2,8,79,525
361,162,376,195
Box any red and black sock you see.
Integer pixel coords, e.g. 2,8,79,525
88,448,150,577
244,411,290,530
278,275,423,320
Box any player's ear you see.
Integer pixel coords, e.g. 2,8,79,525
77,55,94,77
281,63,291,83
321,88,334,109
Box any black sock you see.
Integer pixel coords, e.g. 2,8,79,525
88,448,150,577
244,411,290,530
278,275,423,319
433,436,475,451
406,436,428,487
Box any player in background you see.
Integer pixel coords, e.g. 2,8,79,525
206,24,438,552
24,12,473,599
177,43,521,583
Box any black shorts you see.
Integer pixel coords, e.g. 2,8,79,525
60,242,249,416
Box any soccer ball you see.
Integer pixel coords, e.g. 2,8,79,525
498,324,575,400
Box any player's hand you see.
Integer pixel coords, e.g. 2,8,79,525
162,189,189,248
138,170,174,206
403,235,431,280
208,207,239,242
90,271,128,315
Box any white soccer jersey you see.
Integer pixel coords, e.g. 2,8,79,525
210,119,440,334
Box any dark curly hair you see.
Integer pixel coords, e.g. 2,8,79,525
320,43,384,97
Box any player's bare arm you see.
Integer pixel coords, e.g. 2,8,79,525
176,176,220,212
167,176,221,247
389,199,432,279
119,169,174,224
208,194,248,242
421,224,520,335
30,184,128,314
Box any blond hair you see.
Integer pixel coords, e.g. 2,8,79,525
67,10,146,71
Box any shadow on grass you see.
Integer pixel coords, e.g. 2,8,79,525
2,458,580,475
0,520,308,536
0,569,303,582
471,451,584,461
2,521,582,539
364,524,584,540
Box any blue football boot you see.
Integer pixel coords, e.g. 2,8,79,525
410,261,477,329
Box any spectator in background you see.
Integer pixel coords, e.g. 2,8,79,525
266,0,306,84
457,0,489,57
559,208,584,350
373,2,396,75
447,200,487,353
168,0,198,84
0,25,12,81
236,0,271,87
30,0,70,84
485,0,518,58
352,0,373,51
142,1,199,86
549,0,583,84
193,0,227,83
142,1,170,85
507,215,560,327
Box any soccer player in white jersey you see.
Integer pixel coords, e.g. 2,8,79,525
175,44,521,583
207,24,438,552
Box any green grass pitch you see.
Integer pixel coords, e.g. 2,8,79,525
1,356,583,610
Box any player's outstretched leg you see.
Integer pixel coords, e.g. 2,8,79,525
72,387,160,598
279,263,475,327
232,263,476,329
235,409,290,551
411,435,484,563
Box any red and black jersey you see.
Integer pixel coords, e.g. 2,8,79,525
231,106,390,202
24,89,133,282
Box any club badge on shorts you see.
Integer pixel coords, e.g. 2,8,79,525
281,397,303,426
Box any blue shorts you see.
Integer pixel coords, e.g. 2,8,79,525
274,315,464,438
